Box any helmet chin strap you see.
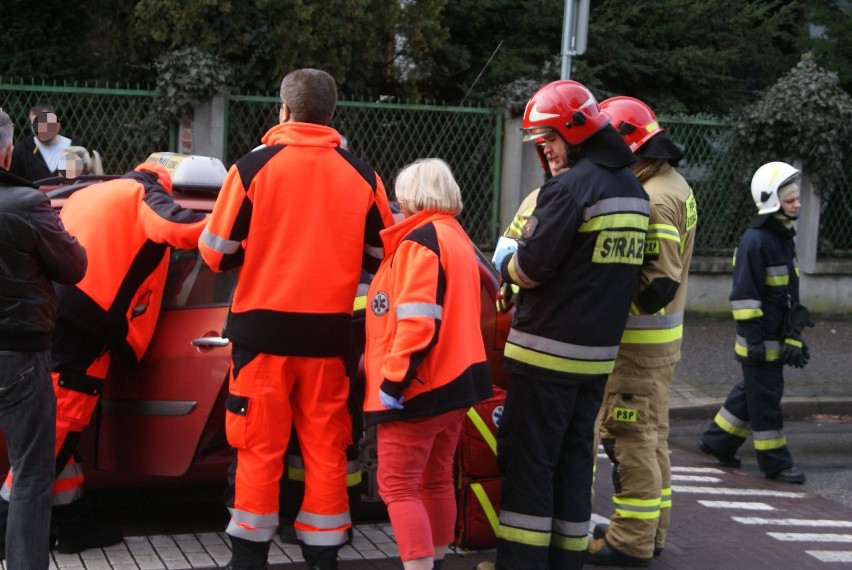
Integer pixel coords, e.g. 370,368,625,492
773,210,797,227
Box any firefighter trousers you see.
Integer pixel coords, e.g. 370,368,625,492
598,359,675,559
494,371,606,570
700,361,793,475
225,347,352,547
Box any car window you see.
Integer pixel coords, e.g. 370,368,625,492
163,249,238,309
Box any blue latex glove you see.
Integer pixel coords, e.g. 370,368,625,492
492,236,518,272
380,389,405,410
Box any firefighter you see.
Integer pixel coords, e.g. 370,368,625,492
199,68,395,570
699,162,810,484
586,96,698,567
478,80,649,570
0,160,207,554
493,138,560,314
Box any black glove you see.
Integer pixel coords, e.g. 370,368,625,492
784,303,815,337
745,343,765,363
781,336,809,368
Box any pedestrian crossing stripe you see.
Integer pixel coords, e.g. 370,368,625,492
806,551,852,562
672,474,722,483
672,485,806,498
769,533,852,542
670,466,724,474
698,501,775,510
733,517,852,527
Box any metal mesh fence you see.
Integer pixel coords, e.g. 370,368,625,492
2,79,849,258
819,168,852,258
225,95,502,249
663,119,754,256
0,79,172,175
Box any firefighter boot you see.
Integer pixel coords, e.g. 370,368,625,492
586,537,651,567
697,440,742,468
225,535,270,569
302,543,340,570
52,497,123,553
594,522,663,557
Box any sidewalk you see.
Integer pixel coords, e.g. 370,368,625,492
670,314,852,419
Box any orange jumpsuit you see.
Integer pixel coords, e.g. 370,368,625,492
199,122,395,546
1,164,207,505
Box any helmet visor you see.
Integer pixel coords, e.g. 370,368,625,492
522,126,556,142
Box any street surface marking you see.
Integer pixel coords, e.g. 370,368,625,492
672,485,806,498
806,551,852,562
672,474,722,483
769,532,852,542
697,500,775,510
733,517,852,527
671,466,724,474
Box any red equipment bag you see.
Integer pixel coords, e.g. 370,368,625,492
457,386,505,479
455,475,501,550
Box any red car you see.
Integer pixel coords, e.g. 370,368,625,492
1,153,512,503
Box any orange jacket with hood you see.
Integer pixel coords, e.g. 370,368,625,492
199,122,395,357
363,210,492,426
55,163,207,363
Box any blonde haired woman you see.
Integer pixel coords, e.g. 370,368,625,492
364,158,493,570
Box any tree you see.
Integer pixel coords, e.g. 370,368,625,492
571,0,805,114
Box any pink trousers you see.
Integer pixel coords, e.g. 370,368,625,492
377,409,466,561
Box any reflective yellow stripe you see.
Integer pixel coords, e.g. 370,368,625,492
497,524,551,547
551,534,589,552
753,437,787,451
353,296,367,311
661,487,672,509
732,308,763,320
613,496,661,520
578,213,649,233
471,483,500,535
505,343,614,375
765,275,789,286
647,223,680,242
287,466,306,482
784,337,803,348
620,324,683,344
466,408,497,456
714,411,750,438
346,471,362,487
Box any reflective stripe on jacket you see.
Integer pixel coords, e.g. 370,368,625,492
729,214,798,361
619,165,697,367
500,159,649,381
199,122,395,357
363,210,492,425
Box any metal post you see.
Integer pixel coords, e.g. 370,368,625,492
561,0,576,79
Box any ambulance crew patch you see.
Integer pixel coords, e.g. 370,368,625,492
593,230,645,264
522,216,539,239
371,291,390,316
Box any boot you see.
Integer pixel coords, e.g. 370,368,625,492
302,543,339,570
225,535,270,569
277,513,299,544
52,497,123,553
433,559,444,570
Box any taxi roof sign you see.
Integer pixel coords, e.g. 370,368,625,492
144,152,228,190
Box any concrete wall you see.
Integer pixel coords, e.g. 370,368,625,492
498,120,852,316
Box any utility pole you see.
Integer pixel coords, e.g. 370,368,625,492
560,0,590,79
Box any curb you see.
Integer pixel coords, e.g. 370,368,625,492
669,396,852,421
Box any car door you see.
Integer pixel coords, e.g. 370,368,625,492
94,248,238,477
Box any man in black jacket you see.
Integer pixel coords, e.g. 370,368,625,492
0,109,87,568
10,103,82,183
